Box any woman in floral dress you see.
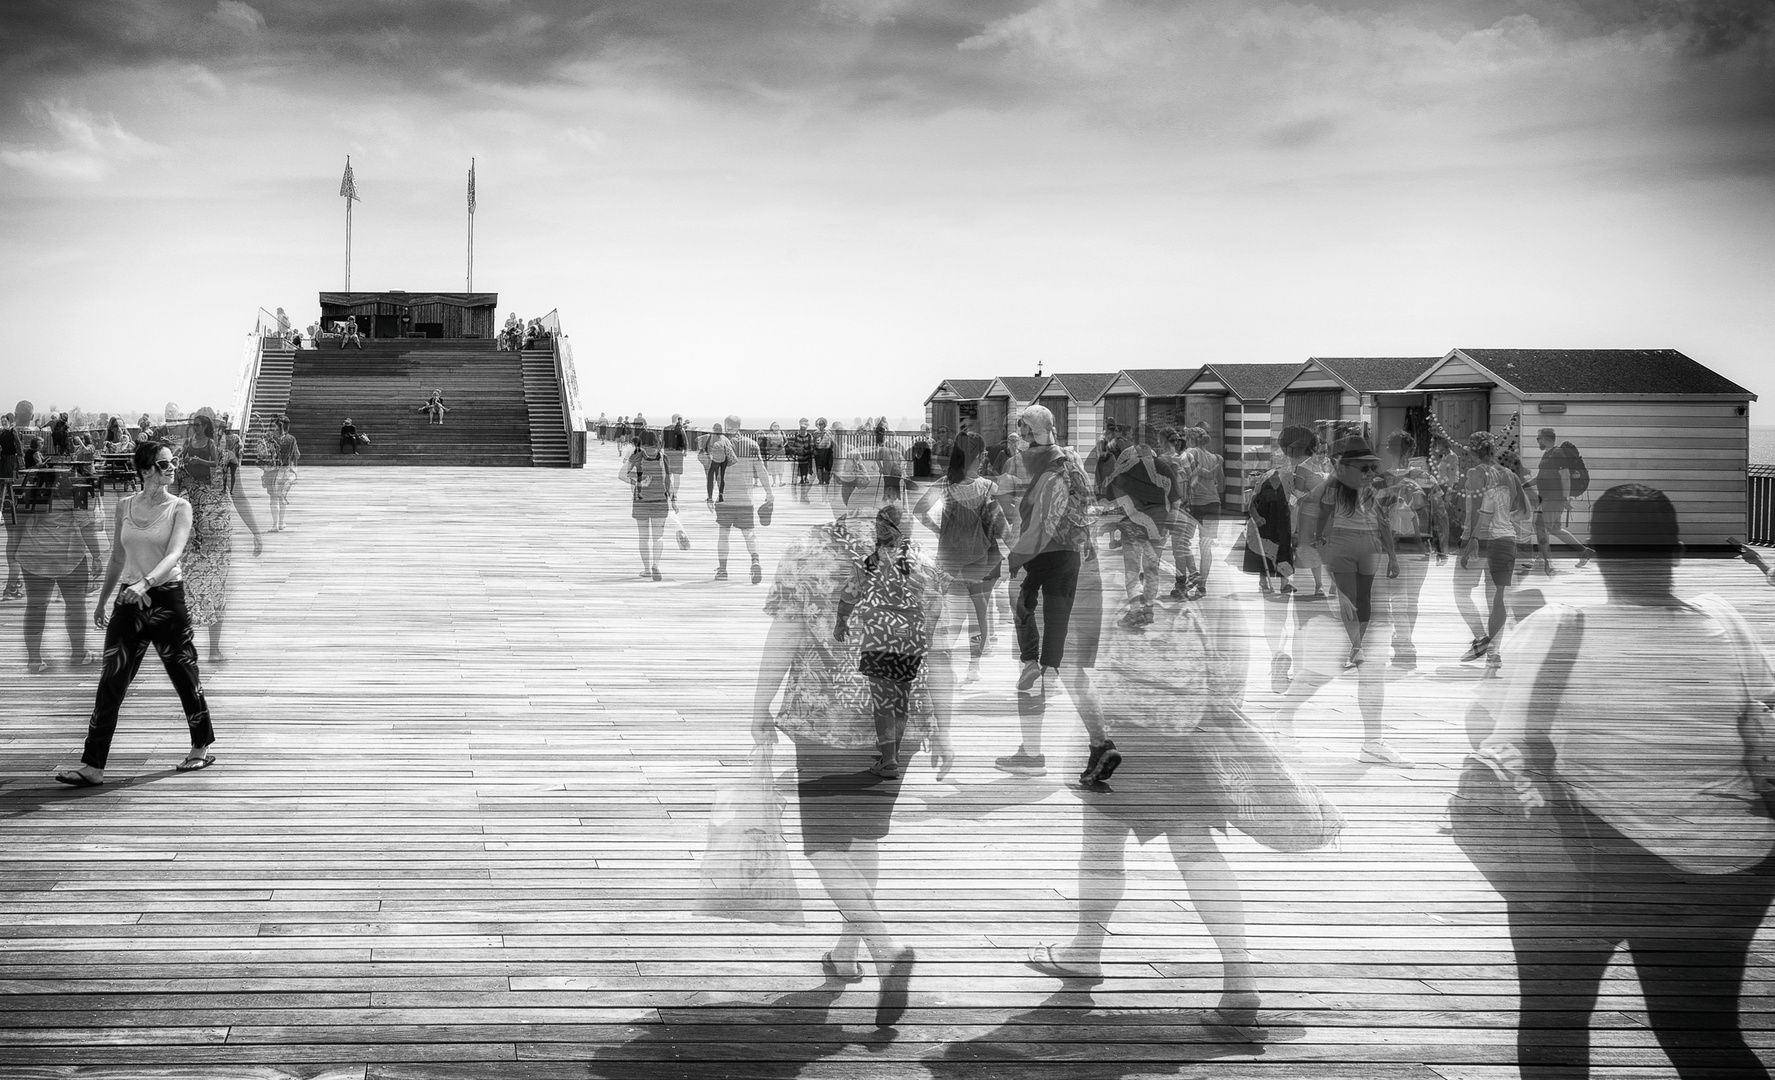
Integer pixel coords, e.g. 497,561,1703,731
750,466,954,1030
180,414,264,662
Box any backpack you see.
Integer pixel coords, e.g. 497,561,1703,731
1186,447,1223,506
1023,445,1093,554
1561,441,1590,497
938,486,992,569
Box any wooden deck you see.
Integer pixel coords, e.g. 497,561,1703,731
4,461,1775,1079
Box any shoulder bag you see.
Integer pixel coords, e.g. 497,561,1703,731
1448,610,1587,897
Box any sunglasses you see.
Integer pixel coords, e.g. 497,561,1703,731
152,459,176,472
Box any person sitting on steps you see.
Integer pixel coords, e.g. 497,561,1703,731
417,390,450,426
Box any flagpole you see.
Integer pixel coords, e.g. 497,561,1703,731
339,154,360,293
467,158,475,293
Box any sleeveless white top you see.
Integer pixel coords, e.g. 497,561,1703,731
119,494,184,585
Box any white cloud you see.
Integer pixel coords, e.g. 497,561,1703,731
818,0,912,28
0,101,162,181
208,0,266,36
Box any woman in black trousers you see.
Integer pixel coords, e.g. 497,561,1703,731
54,441,216,786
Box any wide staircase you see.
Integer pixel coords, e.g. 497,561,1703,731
271,340,565,466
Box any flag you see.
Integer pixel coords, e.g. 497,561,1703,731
339,158,359,202
467,160,476,214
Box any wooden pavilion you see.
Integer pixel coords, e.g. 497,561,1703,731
317,291,499,340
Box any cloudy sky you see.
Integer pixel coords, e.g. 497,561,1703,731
2,0,1771,424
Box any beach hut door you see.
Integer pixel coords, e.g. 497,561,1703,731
979,397,1009,448
1432,391,1489,447
1104,395,1140,440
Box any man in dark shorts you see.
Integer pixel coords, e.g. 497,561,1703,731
713,413,773,584
1529,428,1595,569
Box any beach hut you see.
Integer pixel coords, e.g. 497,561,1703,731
1040,372,1120,449
1089,368,1200,445
1400,348,1755,548
924,379,994,442
980,376,1054,448
1180,363,1307,503
1272,357,1441,449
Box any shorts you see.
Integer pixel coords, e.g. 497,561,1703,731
714,502,756,530
1070,728,1228,846
1481,535,1516,582
631,499,669,521
792,737,913,856
1319,528,1383,575
1535,499,1568,532
1188,502,1219,521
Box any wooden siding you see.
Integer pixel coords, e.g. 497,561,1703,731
1512,399,1749,546
1069,403,1103,450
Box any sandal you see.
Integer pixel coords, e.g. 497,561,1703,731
1461,635,1492,663
868,759,902,779
821,951,865,984
53,767,103,787
176,754,216,772
1023,943,1103,983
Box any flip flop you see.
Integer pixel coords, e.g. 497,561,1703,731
1023,943,1103,983
873,947,916,1029
53,770,102,787
176,754,215,772
821,951,865,984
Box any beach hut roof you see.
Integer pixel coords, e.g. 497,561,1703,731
1119,368,1201,398
1197,362,1306,402
1307,357,1441,395
924,378,995,405
1043,372,1120,403
991,376,1053,401
1407,349,1755,398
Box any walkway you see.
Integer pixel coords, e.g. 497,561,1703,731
3,460,1773,1077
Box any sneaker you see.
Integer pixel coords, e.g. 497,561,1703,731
1344,648,1364,670
1486,646,1502,671
994,748,1048,776
1461,636,1491,663
714,566,729,581
1016,660,1042,693
1391,647,1417,671
1358,740,1410,767
651,568,663,582
1078,739,1122,786
750,556,763,585
963,661,981,684
1270,653,1293,694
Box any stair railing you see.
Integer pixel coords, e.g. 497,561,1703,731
538,309,587,467
229,309,272,435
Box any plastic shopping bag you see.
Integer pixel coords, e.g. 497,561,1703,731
667,507,691,551
694,755,804,924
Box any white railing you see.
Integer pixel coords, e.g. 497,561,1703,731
539,309,587,466
227,308,297,435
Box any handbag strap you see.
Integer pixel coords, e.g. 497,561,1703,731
1523,609,1585,776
